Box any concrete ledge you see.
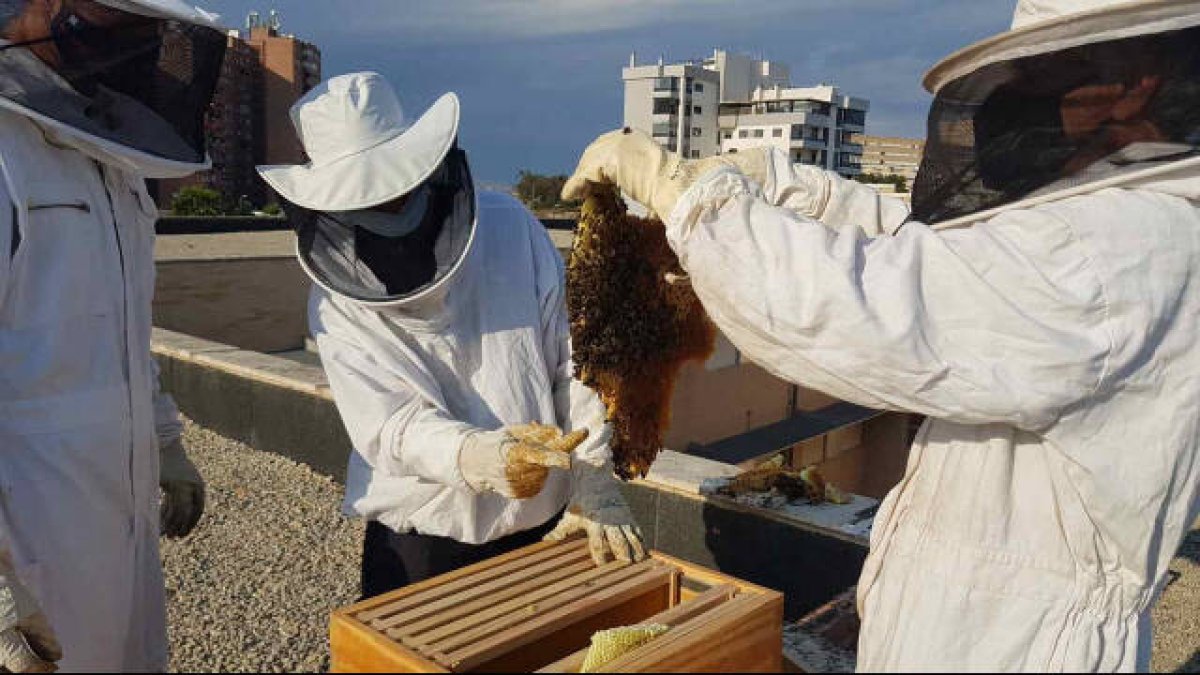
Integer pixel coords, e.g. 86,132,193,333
153,327,349,481
152,327,865,618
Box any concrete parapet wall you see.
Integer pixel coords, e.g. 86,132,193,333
152,327,866,619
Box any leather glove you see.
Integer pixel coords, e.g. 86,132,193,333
459,424,585,500
562,128,771,220
0,550,60,673
160,438,205,538
546,458,647,566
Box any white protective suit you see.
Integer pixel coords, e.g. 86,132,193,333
0,106,182,670
665,149,1200,672
311,190,612,544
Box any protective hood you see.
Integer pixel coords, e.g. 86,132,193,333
911,22,1200,228
0,0,226,178
289,146,477,309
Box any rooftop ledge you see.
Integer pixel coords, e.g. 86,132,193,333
152,326,877,546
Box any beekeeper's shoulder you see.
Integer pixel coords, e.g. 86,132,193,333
477,189,543,236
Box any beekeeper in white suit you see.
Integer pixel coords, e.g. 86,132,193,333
257,72,645,600
0,0,224,671
566,0,1200,671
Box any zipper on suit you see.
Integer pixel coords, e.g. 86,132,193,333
28,202,90,213
96,161,137,526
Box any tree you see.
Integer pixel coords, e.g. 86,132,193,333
854,172,908,193
261,202,284,217
169,186,223,216
514,171,580,211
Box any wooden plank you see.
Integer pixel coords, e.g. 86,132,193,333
439,564,676,672
330,612,449,673
374,545,594,632
534,584,738,674
475,586,670,673
396,558,599,638
650,550,780,597
403,560,624,645
424,561,664,655
354,538,587,624
609,592,784,673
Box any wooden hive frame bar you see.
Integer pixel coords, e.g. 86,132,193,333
534,583,740,673
331,540,785,674
435,561,678,671
356,539,591,627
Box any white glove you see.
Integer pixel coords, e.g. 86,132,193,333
0,550,60,673
160,438,205,538
562,128,770,220
546,459,647,566
459,424,584,500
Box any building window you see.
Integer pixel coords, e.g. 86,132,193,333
653,98,679,115
693,105,702,115
692,127,702,137
738,130,749,139
753,129,764,138
772,128,783,138
694,82,704,93
723,131,732,139
691,150,701,158
653,77,678,92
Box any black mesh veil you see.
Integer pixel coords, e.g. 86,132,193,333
0,0,225,165
289,147,478,306
911,24,1200,226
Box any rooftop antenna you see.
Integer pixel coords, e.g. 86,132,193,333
629,51,636,68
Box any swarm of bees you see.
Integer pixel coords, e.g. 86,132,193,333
566,183,716,480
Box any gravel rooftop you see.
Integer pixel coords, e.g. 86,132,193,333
161,420,1200,673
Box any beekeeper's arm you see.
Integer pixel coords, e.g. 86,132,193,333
527,215,646,565
0,180,61,672
752,148,911,238
563,130,1111,430
312,298,576,501
662,166,1111,429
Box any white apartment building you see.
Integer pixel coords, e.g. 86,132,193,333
623,50,868,176
853,134,925,182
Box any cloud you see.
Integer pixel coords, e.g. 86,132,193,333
317,0,911,43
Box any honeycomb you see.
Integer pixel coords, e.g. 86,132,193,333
566,184,716,480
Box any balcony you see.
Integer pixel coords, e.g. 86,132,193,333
790,137,827,150
652,123,678,138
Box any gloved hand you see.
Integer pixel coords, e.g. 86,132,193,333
459,424,586,500
546,458,647,566
160,438,205,538
562,128,771,220
0,550,61,673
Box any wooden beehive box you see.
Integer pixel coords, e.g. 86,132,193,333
330,538,784,673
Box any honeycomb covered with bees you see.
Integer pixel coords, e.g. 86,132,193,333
566,183,716,480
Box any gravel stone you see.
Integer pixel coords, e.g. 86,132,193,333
161,419,362,673
1152,528,1200,673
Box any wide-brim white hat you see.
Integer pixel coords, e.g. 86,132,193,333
96,0,224,30
258,72,461,212
924,0,1200,94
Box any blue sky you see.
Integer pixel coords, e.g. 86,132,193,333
199,1,1014,185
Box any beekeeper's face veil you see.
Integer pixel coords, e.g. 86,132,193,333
912,0,1200,227
258,73,476,307
0,0,226,172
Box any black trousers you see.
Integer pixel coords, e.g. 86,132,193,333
360,516,561,600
